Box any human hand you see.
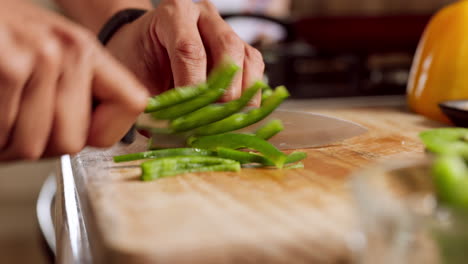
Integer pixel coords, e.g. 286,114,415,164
0,1,149,161
106,0,265,105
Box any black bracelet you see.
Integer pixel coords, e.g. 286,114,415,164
97,8,147,144
98,8,147,45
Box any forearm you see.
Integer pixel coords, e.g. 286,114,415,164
54,0,153,33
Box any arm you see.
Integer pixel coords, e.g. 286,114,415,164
54,0,153,33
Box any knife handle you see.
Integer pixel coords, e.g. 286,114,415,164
120,125,136,144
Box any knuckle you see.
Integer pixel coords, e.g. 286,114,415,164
246,46,265,70
164,0,189,7
72,34,95,60
72,30,95,49
220,32,243,52
174,39,206,64
157,5,174,18
36,39,61,66
199,0,218,13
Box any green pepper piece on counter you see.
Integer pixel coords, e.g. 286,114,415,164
151,63,239,120
420,128,468,156
216,147,306,166
254,119,284,140
189,133,287,168
216,147,269,165
284,151,308,165
113,148,216,163
170,81,265,132
193,86,289,136
285,162,304,169
432,155,468,209
141,156,240,181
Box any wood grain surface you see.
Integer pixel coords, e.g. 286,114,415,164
79,98,444,264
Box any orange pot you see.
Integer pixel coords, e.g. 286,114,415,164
407,0,468,123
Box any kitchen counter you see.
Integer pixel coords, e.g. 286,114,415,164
0,160,55,264
55,96,444,264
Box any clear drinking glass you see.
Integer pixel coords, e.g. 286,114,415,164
349,157,468,264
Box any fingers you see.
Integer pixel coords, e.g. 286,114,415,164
197,0,245,101
242,45,265,107
44,41,93,156
0,35,34,149
157,0,207,87
0,39,60,161
87,48,149,148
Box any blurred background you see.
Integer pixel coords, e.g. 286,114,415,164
0,0,456,263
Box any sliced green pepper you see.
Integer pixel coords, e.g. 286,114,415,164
188,133,287,168
141,156,240,181
193,86,290,136
261,88,273,102
432,155,468,209
284,151,308,165
420,128,468,156
216,147,268,164
145,83,208,113
216,147,306,166
113,148,215,163
254,119,284,140
170,81,265,132
151,64,239,120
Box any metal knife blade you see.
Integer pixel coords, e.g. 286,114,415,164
145,109,367,150
237,110,367,149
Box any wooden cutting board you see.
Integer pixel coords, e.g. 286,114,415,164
78,99,444,264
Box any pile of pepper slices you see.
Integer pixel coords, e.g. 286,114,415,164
113,62,307,181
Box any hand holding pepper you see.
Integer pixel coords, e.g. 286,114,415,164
65,0,265,105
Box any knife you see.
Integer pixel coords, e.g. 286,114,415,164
144,109,367,150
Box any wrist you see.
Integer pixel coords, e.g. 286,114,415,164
98,8,147,45
100,1,152,29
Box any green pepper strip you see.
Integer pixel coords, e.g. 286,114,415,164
432,155,468,209
193,86,290,136
145,83,208,113
113,148,215,163
189,133,287,168
420,128,468,156
254,119,284,140
216,147,267,164
151,64,239,120
170,81,265,132
216,147,306,166
261,88,273,102
141,156,240,181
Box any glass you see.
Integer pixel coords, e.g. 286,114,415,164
349,157,468,264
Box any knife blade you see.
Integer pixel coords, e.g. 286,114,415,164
144,109,367,150
238,110,367,149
